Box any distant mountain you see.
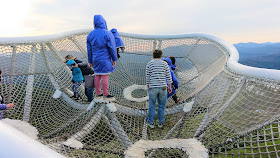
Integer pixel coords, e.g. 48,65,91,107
234,42,280,70
234,42,280,48
239,54,280,70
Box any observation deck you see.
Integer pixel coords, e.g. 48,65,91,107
0,30,280,158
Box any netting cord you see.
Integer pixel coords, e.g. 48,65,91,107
70,105,105,141
105,110,133,148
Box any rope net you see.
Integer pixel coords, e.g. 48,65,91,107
0,31,280,158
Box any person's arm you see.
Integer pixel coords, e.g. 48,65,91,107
168,83,172,93
106,33,118,62
120,47,125,53
0,103,14,110
0,69,2,82
86,35,93,66
0,104,6,110
165,64,172,84
146,63,151,92
76,60,87,68
165,63,172,93
6,103,14,108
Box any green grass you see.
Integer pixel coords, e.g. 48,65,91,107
211,123,280,158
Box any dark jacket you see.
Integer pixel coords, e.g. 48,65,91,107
87,15,118,75
75,59,94,76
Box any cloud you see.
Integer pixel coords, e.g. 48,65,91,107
1,0,280,43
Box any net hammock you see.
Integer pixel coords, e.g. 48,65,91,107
0,30,280,158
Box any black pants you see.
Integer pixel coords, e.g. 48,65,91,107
172,94,178,103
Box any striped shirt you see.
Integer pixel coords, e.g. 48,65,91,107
146,59,172,88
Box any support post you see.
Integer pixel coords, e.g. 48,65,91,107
23,45,37,122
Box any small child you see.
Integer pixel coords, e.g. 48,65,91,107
66,60,84,101
163,57,180,103
110,28,125,59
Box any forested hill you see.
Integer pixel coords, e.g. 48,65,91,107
234,42,280,70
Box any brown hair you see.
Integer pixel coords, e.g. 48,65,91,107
153,50,163,58
169,56,175,65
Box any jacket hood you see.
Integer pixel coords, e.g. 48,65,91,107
110,28,117,33
110,28,120,38
94,15,107,30
110,28,124,48
66,59,76,66
162,57,172,66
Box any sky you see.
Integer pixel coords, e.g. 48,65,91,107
0,0,279,44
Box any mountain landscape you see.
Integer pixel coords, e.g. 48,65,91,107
234,42,280,70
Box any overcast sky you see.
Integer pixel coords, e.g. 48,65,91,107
0,0,279,44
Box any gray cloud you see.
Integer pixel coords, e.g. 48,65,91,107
11,0,280,42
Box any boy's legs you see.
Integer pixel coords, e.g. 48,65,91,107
85,88,94,102
71,84,76,96
85,88,89,99
95,75,102,95
158,87,167,125
84,75,95,102
101,75,109,96
147,87,159,125
72,81,82,98
172,94,180,103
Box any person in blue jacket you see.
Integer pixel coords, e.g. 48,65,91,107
87,15,117,99
0,95,15,120
0,70,15,119
67,60,84,101
163,58,180,103
110,28,125,59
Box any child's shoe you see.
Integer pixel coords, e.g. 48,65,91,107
145,118,154,128
175,98,180,103
75,97,81,101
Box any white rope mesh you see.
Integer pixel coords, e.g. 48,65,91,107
1,31,280,157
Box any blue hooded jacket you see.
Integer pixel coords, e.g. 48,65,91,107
110,28,124,48
67,60,84,82
87,15,118,75
162,58,179,98
162,57,177,70
0,95,5,120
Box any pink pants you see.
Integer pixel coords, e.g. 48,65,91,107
95,75,109,96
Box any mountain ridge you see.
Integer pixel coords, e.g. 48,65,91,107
234,42,280,70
